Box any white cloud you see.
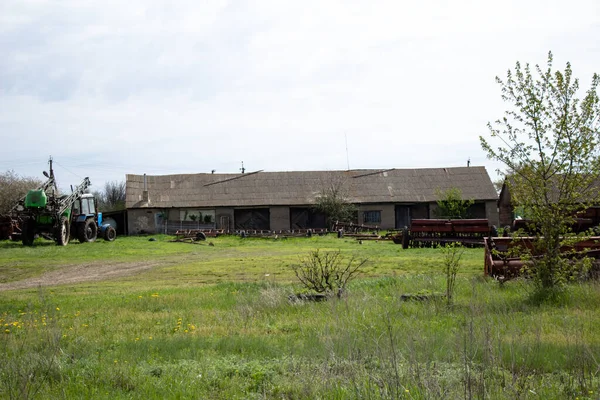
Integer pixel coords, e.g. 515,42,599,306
0,0,599,187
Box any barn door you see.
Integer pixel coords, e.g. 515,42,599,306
395,205,411,229
234,209,270,230
219,216,230,232
290,208,327,229
290,208,309,229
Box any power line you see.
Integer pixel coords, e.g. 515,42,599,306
53,161,86,181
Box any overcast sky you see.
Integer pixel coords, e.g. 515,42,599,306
1,0,599,190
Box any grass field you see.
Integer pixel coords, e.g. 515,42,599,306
0,235,599,399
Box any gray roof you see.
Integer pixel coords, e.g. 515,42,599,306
126,167,498,209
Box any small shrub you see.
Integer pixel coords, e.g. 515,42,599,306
291,249,367,298
443,243,464,305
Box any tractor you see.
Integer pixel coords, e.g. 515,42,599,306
15,159,116,246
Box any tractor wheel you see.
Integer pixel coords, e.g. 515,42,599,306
195,231,206,241
78,219,98,243
56,216,70,246
401,227,410,249
103,225,116,242
22,219,35,246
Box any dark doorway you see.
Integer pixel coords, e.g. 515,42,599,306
290,208,327,229
234,208,270,230
102,210,128,235
395,205,411,229
466,203,487,219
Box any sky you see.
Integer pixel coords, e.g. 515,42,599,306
0,0,599,191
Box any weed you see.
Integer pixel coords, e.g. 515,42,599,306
443,242,464,306
291,249,368,298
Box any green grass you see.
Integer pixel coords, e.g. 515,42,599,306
0,235,599,399
0,235,484,286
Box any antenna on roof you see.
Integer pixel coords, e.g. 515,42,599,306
345,133,350,171
240,161,245,174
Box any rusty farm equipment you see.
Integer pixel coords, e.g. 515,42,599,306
392,219,492,248
483,236,600,280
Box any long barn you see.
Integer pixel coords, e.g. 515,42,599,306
125,166,499,234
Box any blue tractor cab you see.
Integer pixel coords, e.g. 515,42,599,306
72,193,116,243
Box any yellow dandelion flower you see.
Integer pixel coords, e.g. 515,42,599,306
56,307,60,311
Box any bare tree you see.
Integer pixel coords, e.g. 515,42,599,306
313,173,357,229
95,181,126,211
0,170,42,214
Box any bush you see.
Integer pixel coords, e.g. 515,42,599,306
291,249,367,298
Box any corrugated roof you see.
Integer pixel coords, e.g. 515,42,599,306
126,167,498,209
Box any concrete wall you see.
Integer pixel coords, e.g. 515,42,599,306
356,203,395,230
127,199,500,234
379,204,395,229
270,206,290,231
127,208,160,234
412,204,429,219
485,200,500,227
498,188,512,227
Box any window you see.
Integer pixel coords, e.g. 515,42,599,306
81,198,89,215
88,198,96,214
179,209,215,223
363,210,381,224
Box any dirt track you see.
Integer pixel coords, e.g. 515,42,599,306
0,261,159,291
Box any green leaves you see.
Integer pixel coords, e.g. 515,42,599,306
313,177,357,227
434,187,474,219
480,52,600,294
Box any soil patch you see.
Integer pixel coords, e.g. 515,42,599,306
0,261,160,291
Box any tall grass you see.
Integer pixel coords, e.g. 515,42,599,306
0,236,599,398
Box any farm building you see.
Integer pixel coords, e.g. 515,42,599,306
498,179,600,230
125,167,499,234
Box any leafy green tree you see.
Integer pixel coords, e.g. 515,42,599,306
480,52,600,296
434,187,474,218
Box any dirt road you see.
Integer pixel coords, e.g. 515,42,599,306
0,261,159,291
